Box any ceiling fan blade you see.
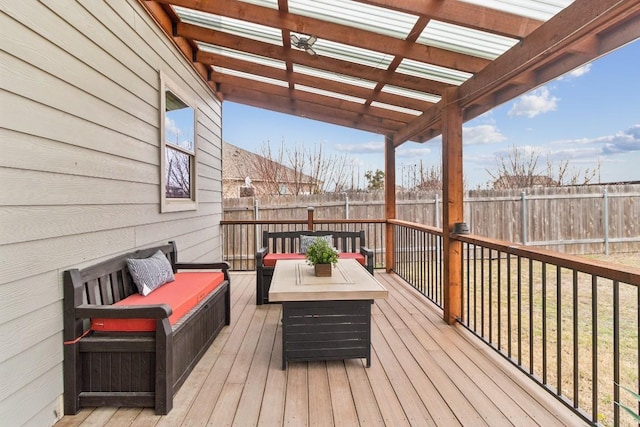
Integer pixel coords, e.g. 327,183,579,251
290,34,300,46
307,35,317,46
306,47,317,56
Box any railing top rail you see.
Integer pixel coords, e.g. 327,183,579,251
456,233,640,285
388,219,443,236
312,219,386,224
220,219,386,225
220,220,308,225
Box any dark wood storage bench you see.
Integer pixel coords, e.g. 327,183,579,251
255,229,374,305
63,242,230,415
268,259,387,369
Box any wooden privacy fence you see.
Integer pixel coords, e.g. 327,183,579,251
223,183,640,259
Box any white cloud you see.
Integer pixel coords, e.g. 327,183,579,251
508,86,558,118
165,117,181,138
566,63,591,78
334,141,384,153
601,125,640,154
551,125,640,156
463,124,506,144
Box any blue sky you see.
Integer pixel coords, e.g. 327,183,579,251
222,39,639,189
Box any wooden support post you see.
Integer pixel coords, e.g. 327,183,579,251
307,206,314,231
384,134,396,272
442,87,463,325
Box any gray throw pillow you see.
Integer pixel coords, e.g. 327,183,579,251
127,250,175,296
300,234,333,254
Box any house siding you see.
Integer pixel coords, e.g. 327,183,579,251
0,1,223,425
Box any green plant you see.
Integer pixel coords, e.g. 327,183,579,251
616,383,640,422
305,238,338,266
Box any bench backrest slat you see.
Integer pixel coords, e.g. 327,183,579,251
109,271,122,302
68,243,176,307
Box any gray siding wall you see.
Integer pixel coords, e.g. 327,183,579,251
0,1,223,425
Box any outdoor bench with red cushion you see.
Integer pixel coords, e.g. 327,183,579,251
63,241,230,415
255,229,374,305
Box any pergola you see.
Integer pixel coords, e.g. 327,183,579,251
142,0,640,323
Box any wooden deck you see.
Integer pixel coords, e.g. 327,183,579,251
56,271,586,426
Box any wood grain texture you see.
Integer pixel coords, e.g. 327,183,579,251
56,271,587,426
269,259,387,302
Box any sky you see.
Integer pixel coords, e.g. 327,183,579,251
221,39,640,190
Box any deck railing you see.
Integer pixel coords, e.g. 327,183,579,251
391,220,444,308
455,234,639,426
221,218,639,425
220,218,386,271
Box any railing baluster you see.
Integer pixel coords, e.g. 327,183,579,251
557,265,562,397
497,250,502,350
613,279,620,426
481,246,485,337
591,274,598,422
573,269,579,409
542,262,547,385
518,256,522,365
529,259,534,374
473,245,478,332
466,243,471,324
508,253,512,359
489,248,493,344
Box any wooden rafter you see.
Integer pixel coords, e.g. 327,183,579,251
141,0,640,145
393,0,640,145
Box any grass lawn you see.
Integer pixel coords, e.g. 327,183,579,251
460,251,639,426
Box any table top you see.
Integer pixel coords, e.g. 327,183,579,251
268,258,388,302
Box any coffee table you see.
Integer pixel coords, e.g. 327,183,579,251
269,258,388,369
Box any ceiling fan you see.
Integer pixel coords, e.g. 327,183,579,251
290,34,317,56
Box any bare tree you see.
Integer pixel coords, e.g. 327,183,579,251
486,145,542,189
415,161,442,191
546,157,601,186
165,148,191,198
487,145,601,189
252,140,289,195
301,143,357,193
251,140,361,194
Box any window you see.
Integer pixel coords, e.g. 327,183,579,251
160,73,197,212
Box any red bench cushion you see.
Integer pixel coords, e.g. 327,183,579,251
91,272,225,332
263,253,306,267
263,252,365,267
336,253,366,266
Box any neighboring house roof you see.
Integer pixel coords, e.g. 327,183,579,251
222,141,316,185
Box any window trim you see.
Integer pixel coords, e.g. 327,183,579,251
160,71,198,213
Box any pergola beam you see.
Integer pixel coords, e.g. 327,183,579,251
214,74,416,125
220,88,404,134
393,0,640,145
178,23,452,96
354,0,544,39
197,51,435,113
157,0,489,74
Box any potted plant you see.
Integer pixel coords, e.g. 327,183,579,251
305,237,339,277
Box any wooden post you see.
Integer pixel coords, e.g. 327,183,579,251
307,206,314,231
384,134,396,272
442,87,463,325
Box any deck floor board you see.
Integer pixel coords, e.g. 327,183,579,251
57,271,587,426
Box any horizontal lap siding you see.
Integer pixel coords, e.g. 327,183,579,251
0,1,222,425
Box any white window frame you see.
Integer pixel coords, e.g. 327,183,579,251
160,72,198,212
